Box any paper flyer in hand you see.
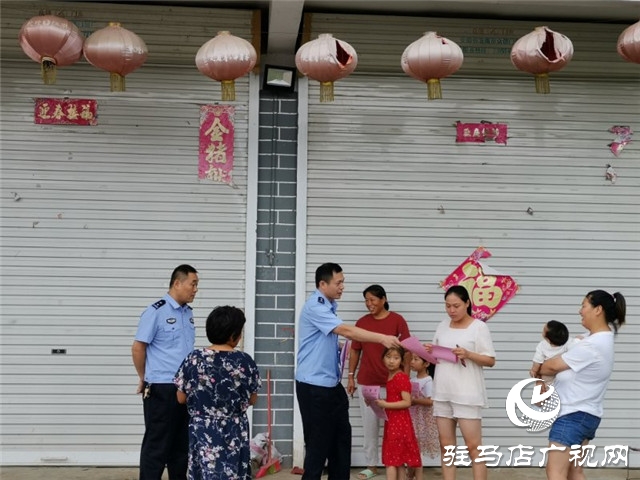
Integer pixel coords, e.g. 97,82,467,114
431,345,459,364
410,381,421,397
339,340,351,377
361,385,387,420
401,336,439,365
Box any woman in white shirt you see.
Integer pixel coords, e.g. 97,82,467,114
540,290,626,480
427,285,496,480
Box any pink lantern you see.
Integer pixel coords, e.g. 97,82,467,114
511,26,573,94
401,32,464,100
196,31,257,101
617,20,640,64
18,15,84,84
83,22,148,92
295,33,358,102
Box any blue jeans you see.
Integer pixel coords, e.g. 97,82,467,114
549,411,601,447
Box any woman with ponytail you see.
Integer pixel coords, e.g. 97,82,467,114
540,290,626,480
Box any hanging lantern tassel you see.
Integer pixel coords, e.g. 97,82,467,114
41,56,57,84
427,78,442,100
319,81,334,102
534,73,550,94
110,72,125,92
221,80,235,101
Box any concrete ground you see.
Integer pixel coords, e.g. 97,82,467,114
0,466,637,480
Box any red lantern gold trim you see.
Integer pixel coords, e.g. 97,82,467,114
617,20,640,64
18,15,85,84
401,32,464,101
295,33,358,103
511,26,573,94
83,22,148,92
196,31,258,101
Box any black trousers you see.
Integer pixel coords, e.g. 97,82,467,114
296,381,352,480
139,383,189,480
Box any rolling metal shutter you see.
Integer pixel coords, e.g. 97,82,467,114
298,13,639,468
0,0,256,465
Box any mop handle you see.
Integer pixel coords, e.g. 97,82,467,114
266,369,272,463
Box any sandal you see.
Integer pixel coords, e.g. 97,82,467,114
357,468,378,479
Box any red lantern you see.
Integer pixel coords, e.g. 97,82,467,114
401,32,464,100
617,20,640,64
83,22,148,92
295,33,357,102
196,31,257,101
511,26,573,94
18,15,84,84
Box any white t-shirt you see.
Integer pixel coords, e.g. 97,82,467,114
554,331,614,418
432,319,495,407
411,375,433,398
533,339,569,384
532,339,567,364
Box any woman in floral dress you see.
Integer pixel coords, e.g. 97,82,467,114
174,306,261,480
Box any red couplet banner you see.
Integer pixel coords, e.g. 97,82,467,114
199,105,235,185
34,98,98,125
456,122,507,144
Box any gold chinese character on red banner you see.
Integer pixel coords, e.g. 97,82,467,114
34,98,97,125
441,247,519,321
456,122,507,144
199,105,235,185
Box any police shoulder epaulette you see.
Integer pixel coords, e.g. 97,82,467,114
152,299,166,310
187,305,193,310
317,297,325,304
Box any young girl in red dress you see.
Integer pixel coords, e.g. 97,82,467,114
375,346,423,480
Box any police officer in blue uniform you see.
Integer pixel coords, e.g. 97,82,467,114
132,264,199,480
295,263,401,480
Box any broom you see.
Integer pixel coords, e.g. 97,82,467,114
255,370,281,477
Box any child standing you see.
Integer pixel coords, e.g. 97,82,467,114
408,353,440,478
174,306,262,480
375,346,423,480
